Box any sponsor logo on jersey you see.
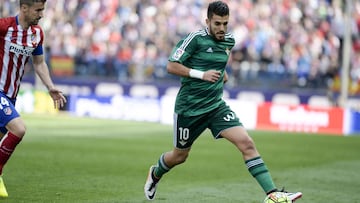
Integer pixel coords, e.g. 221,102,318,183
206,47,213,53
172,48,184,60
9,42,34,56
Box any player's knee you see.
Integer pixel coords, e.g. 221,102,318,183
174,152,189,164
244,136,255,147
12,125,26,138
238,136,257,154
180,153,189,163
6,117,26,138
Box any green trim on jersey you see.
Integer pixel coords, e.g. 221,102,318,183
169,28,235,116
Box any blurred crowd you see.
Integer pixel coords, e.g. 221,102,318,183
1,0,360,94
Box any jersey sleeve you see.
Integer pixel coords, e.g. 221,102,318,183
32,26,44,55
0,19,6,35
0,17,14,36
32,45,43,55
168,32,199,64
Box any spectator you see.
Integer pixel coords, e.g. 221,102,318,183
1,0,359,94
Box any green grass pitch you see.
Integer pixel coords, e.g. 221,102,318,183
3,113,360,202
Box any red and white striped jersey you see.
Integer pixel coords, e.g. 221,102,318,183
0,16,44,99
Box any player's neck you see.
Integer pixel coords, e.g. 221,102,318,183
17,14,30,30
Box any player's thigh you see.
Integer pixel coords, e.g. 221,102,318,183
220,126,259,159
208,103,243,139
173,113,208,149
220,126,252,147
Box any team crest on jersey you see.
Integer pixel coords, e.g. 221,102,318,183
172,48,184,60
31,34,38,47
225,47,230,56
3,107,12,115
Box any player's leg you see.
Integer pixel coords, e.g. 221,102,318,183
211,104,302,201
222,128,302,201
144,147,191,199
0,131,6,198
208,104,277,193
152,113,206,177
144,113,206,200
153,147,191,178
220,126,278,193
0,94,25,197
1,117,26,174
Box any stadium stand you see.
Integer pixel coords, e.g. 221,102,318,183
1,0,360,103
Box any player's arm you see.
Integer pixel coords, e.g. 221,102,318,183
32,54,67,109
167,61,221,83
32,54,55,90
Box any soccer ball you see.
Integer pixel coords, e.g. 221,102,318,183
263,192,292,203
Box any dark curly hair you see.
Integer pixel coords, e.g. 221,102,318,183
207,1,229,19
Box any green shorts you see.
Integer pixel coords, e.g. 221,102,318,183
173,103,243,149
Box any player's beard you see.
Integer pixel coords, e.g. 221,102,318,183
30,18,41,25
209,25,225,41
25,14,41,26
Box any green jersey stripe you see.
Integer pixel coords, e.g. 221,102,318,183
179,29,206,51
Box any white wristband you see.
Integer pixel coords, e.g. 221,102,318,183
189,69,204,79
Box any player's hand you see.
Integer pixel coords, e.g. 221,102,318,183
48,88,67,109
203,70,221,83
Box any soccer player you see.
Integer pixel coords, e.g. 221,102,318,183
144,1,302,201
0,0,66,197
